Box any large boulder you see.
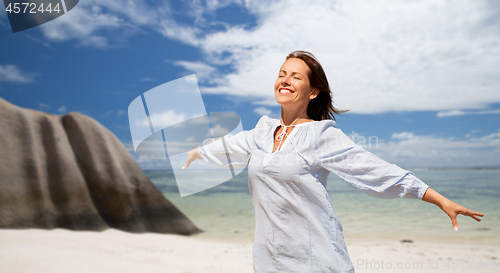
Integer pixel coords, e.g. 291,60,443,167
0,98,201,235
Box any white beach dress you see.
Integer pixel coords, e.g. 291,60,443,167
197,115,430,273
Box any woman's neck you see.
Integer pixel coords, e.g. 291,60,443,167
280,107,313,126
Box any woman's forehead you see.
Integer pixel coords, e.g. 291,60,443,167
280,58,310,74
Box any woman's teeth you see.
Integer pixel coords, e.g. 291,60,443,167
279,89,292,94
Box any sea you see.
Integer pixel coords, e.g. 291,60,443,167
146,169,500,243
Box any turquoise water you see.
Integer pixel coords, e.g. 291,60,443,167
146,169,500,243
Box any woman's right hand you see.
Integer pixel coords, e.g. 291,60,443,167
182,148,203,169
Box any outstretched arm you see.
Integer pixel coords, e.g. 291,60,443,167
421,187,484,231
182,148,202,169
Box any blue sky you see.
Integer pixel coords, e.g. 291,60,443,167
0,0,499,169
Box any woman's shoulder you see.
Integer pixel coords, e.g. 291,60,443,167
311,119,339,133
308,119,355,150
315,119,338,127
255,115,279,128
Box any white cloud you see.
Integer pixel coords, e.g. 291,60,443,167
157,18,201,46
104,109,125,117
253,106,272,116
57,105,67,113
174,61,216,82
209,124,230,137
366,130,500,168
465,130,481,138
140,77,155,82
137,109,187,128
39,0,197,48
391,132,416,140
0,64,35,83
436,110,467,117
437,109,500,117
40,2,126,48
39,103,50,111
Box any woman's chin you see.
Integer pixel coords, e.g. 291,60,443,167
275,95,293,106
275,99,289,106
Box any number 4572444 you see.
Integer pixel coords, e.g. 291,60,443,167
5,3,62,14
443,259,498,270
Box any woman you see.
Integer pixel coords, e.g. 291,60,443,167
183,51,484,272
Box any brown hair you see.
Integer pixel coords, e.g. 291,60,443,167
286,50,347,121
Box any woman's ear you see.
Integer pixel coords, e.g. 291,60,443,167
309,88,319,100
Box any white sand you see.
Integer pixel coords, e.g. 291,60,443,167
347,238,499,273
1,229,498,273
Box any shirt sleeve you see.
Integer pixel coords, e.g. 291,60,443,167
197,129,252,169
315,123,429,200
196,115,269,169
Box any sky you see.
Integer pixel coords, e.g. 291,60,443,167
1,0,499,169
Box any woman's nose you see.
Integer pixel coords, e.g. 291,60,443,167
281,76,290,85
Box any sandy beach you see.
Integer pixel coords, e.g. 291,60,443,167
1,229,498,273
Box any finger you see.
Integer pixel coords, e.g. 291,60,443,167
182,161,190,169
460,209,483,217
467,210,484,217
470,215,482,222
450,214,458,231
463,210,484,222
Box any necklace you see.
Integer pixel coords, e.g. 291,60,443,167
275,125,295,141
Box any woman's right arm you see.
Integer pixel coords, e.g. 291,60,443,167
182,115,271,170
182,148,203,169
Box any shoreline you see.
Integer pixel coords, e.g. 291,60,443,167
1,228,498,273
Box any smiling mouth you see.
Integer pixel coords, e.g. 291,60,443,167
279,88,294,94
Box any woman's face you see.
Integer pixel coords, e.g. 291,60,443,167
274,58,318,110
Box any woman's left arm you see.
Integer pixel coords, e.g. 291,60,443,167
421,187,484,231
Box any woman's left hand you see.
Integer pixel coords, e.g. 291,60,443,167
422,187,484,231
440,200,484,231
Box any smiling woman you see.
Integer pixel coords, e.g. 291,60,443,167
275,58,317,108
277,51,347,122
182,50,484,273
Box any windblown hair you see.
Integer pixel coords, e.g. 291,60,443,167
286,51,347,121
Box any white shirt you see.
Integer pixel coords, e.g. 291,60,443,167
198,115,430,273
